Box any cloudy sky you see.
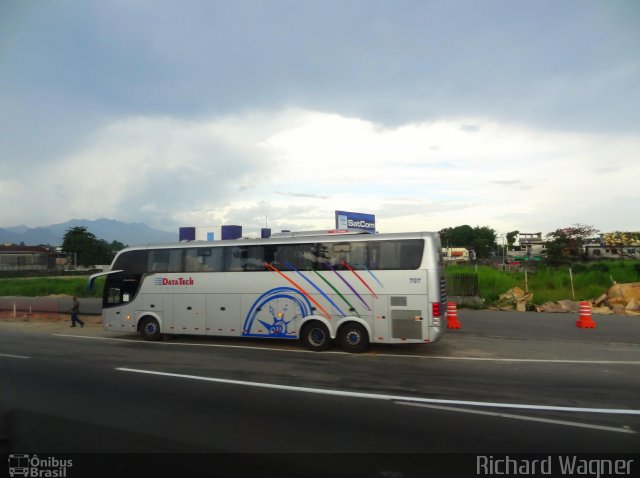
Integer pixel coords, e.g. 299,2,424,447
1,0,638,238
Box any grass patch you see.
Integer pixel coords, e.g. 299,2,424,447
447,260,640,305
0,276,104,298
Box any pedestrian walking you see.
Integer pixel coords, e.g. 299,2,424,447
69,296,84,328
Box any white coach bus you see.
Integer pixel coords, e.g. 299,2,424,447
89,230,446,353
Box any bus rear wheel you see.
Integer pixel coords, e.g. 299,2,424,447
140,317,162,341
338,323,369,353
301,322,332,351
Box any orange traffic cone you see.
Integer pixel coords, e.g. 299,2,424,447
446,302,461,329
576,301,596,328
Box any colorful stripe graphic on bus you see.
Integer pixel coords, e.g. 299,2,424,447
358,265,384,288
284,262,347,317
311,269,361,317
262,261,381,318
264,262,332,319
324,263,372,312
242,287,312,338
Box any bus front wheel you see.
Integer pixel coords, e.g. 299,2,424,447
301,322,332,352
140,317,162,341
338,323,369,353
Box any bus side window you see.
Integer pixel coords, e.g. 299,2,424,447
244,246,265,271
148,249,183,273
225,246,266,271
226,247,246,272
203,248,224,271
185,249,203,272
168,249,183,272
263,245,275,266
399,240,423,269
369,243,380,270
326,242,367,270
273,244,315,270
315,243,332,270
374,239,423,269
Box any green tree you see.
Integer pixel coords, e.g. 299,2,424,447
109,240,127,255
62,226,120,266
545,224,599,265
439,225,498,259
439,225,475,248
471,226,498,259
506,230,519,247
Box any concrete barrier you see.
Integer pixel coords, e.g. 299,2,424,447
0,297,102,315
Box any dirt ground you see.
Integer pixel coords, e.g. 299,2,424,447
0,310,103,334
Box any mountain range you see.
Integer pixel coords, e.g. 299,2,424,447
0,218,177,247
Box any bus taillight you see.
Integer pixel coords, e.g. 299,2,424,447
431,302,441,318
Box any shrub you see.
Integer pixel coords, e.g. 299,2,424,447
591,262,610,273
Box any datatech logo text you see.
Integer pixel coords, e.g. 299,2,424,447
153,277,194,286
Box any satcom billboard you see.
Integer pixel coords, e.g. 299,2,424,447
335,210,376,233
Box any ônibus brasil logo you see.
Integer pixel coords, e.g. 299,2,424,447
153,277,194,286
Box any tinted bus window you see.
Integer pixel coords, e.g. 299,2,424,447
272,243,316,270
112,250,148,275
317,242,368,270
148,249,183,273
185,247,224,272
225,246,267,272
371,239,423,270
314,240,422,270
103,274,141,307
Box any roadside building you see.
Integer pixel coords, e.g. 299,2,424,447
442,247,472,262
0,245,50,272
0,245,73,272
584,232,640,260
507,232,545,262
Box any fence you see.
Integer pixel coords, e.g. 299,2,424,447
0,253,48,272
445,273,479,297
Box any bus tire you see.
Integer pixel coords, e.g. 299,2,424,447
338,323,369,353
140,317,162,341
301,322,332,352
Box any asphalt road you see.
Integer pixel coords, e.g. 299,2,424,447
1,311,639,477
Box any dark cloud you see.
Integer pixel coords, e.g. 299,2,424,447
1,0,639,232
460,125,481,132
275,191,330,199
2,0,638,150
491,179,529,188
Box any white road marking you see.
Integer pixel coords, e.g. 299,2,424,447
373,354,640,365
116,367,640,416
53,333,343,353
394,401,637,434
53,334,116,341
55,334,640,364
0,353,30,359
